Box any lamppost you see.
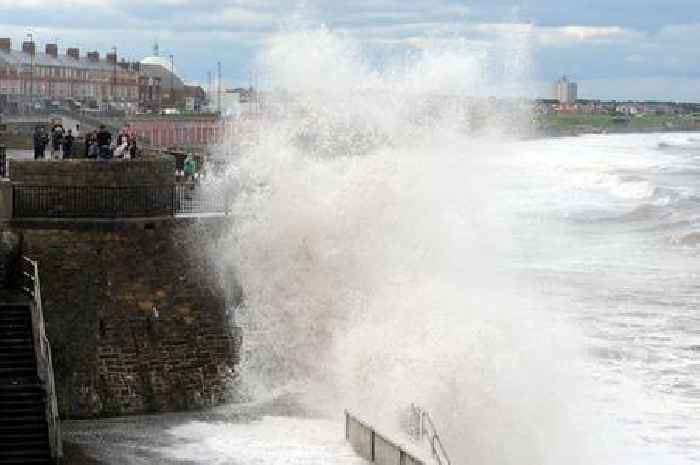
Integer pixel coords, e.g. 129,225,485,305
28,33,33,109
169,54,174,107
112,46,117,102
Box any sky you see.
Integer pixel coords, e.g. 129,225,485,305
1,0,700,101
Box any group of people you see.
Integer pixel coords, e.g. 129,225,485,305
84,125,138,159
33,123,138,160
32,124,76,160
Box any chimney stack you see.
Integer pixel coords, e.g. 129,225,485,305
106,52,117,64
45,44,58,58
22,40,35,55
66,48,80,60
0,38,10,53
87,51,99,62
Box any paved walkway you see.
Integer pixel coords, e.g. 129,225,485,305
6,149,33,160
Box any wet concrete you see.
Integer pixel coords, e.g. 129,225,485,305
61,395,365,465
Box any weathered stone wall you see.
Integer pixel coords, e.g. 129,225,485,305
14,217,240,418
8,156,174,186
0,231,20,287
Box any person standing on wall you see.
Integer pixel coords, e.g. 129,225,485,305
96,125,112,159
184,154,196,182
63,130,74,159
32,126,46,160
128,136,138,159
85,131,96,158
73,124,81,156
48,125,56,159
51,125,64,160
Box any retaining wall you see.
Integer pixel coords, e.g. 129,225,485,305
14,217,241,418
8,156,174,186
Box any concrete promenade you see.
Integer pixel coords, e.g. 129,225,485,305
7,149,33,160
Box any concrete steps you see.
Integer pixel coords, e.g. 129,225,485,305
0,304,51,465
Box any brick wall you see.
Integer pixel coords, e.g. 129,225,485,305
16,217,241,418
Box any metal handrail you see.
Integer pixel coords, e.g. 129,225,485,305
11,183,232,219
409,404,452,465
22,256,62,463
345,410,426,465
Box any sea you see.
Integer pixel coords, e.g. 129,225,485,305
65,132,700,465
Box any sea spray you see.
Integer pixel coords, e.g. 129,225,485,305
216,29,603,465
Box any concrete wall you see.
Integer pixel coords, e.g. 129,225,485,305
345,413,425,465
8,156,174,186
14,217,240,418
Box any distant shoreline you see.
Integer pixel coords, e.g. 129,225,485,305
537,125,700,139
534,113,700,138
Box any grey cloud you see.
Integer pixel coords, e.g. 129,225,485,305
1,0,700,99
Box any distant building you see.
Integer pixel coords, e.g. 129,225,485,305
0,38,211,114
554,75,578,104
183,85,207,112
0,37,140,112
616,104,642,116
140,44,184,110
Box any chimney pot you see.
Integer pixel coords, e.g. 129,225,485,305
45,44,58,58
22,41,36,55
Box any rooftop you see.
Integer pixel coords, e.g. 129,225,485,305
0,47,136,73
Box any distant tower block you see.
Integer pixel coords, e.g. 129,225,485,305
554,75,578,104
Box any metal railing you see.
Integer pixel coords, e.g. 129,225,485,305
11,183,231,219
21,256,62,463
345,411,425,465
174,182,230,215
407,404,451,465
13,184,176,218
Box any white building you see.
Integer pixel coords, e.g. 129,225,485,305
554,75,578,104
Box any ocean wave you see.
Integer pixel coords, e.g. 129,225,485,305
619,203,670,221
657,136,700,150
670,231,700,247
571,172,656,200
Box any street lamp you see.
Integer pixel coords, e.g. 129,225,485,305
28,33,33,108
169,54,174,107
112,46,117,101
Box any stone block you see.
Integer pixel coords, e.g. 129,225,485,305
0,179,12,219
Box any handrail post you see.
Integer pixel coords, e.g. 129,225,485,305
407,406,451,465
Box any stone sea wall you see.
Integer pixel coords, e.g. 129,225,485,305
8,156,175,186
16,217,240,418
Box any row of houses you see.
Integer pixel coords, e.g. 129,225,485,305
0,38,206,114
535,99,700,117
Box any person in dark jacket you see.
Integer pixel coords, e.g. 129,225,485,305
95,125,112,159
63,130,74,159
32,126,47,159
128,137,138,159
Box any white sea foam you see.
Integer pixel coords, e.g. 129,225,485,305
210,29,622,465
